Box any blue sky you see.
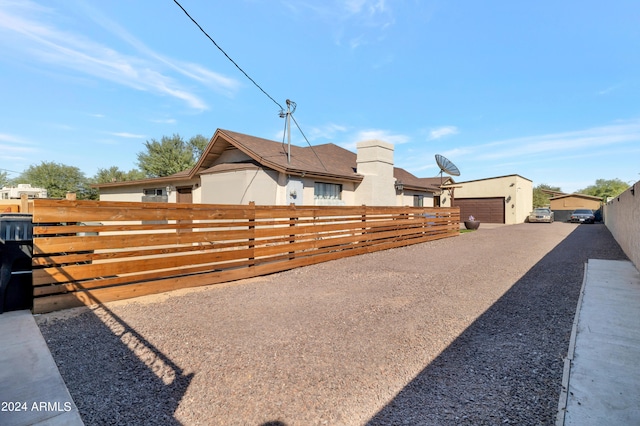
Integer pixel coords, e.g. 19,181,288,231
1,0,639,193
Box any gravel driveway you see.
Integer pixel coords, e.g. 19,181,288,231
37,222,627,425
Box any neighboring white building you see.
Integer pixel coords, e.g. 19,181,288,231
0,183,48,199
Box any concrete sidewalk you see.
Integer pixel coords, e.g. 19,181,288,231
0,310,83,426
557,259,640,425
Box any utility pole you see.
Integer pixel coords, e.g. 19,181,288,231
279,99,296,164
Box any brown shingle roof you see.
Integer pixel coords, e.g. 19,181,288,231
209,129,361,181
394,168,439,193
92,169,192,189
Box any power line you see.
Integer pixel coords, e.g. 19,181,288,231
281,110,288,155
172,1,326,171
0,168,21,175
290,113,327,171
172,0,284,111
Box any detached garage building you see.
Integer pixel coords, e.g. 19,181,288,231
451,174,533,224
549,193,603,222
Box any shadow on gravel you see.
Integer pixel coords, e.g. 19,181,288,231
367,224,628,425
39,302,193,425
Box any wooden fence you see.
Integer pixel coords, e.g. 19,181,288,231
1,194,33,213
31,200,460,313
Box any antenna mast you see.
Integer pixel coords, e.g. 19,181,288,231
279,99,296,164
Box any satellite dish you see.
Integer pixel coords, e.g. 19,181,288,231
435,154,460,189
435,154,460,176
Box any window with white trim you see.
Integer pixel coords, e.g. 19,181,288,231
142,188,168,203
314,182,342,200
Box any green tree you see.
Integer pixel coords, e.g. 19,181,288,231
92,166,145,184
136,134,197,178
577,178,629,200
533,184,562,208
0,170,8,187
188,134,209,161
16,161,94,199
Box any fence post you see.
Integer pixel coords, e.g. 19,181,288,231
248,201,255,267
360,204,368,244
289,203,296,260
20,193,28,213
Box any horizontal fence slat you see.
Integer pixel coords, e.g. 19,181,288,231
33,226,255,254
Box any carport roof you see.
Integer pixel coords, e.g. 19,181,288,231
549,193,602,201
454,174,532,184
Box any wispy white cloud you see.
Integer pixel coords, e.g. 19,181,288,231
337,128,410,150
108,132,146,139
0,133,27,144
51,123,74,131
0,1,239,110
429,126,459,140
0,133,38,166
471,120,640,161
597,84,622,95
343,0,368,14
283,0,394,49
1,155,29,163
342,0,388,18
307,123,349,141
396,119,640,183
355,129,410,144
0,133,38,151
441,147,473,158
274,122,349,144
150,118,177,125
78,3,241,96
349,35,365,49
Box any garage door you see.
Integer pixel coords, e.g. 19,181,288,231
454,197,505,223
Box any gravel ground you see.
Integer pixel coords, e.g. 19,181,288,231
36,222,627,425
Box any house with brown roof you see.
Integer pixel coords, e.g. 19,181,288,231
95,129,442,207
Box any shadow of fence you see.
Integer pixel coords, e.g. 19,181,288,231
38,302,193,425
367,224,628,425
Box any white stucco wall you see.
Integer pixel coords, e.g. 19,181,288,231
297,178,356,206
201,169,279,205
396,191,435,207
191,184,202,203
604,181,640,271
513,176,534,224
100,185,146,202
354,140,396,206
99,180,200,203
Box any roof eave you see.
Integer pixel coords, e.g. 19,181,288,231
400,185,439,193
285,168,363,182
92,175,194,189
